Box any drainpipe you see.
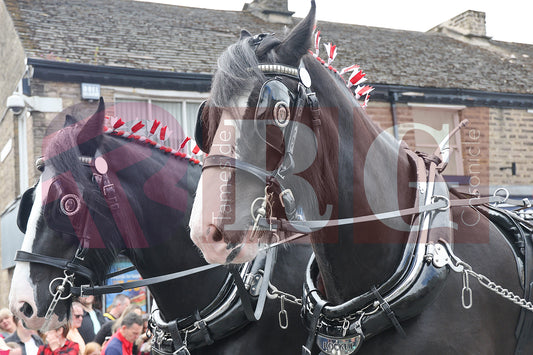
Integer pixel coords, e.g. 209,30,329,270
17,109,29,193
389,92,399,140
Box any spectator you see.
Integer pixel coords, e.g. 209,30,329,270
5,317,43,355
0,309,17,338
37,325,78,355
5,344,22,355
82,343,100,355
1,338,22,355
103,296,130,322
0,338,8,355
77,296,105,344
101,313,142,355
93,306,141,347
66,303,85,355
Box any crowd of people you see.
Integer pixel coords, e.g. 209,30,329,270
0,295,150,355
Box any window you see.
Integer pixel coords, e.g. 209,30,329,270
409,105,465,176
113,92,205,155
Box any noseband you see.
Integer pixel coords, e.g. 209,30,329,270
201,62,322,263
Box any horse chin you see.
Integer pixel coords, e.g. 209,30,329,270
26,314,64,332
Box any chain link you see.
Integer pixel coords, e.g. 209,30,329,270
267,282,302,330
267,282,302,305
445,250,533,312
465,268,533,312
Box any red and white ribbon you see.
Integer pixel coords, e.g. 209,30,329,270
340,64,359,75
348,70,367,87
314,30,321,57
324,43,337,65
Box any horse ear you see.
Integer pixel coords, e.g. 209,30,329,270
275,0,316,66
64,114,77,128
256,35,282,59
240,29,252,40
77,97,105,157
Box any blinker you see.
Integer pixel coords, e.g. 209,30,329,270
195,100,207,153
255,79,294,128
17,186,36,234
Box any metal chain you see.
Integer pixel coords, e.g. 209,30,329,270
267,282,302,305
461,264,533,312
445,248,533,312
267,282,302,330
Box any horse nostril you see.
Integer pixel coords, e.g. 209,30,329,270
20,302,34,318
207,225,223,242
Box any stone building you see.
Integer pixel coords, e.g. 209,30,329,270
1,0,532,306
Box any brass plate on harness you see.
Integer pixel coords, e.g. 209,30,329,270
316,334,362,355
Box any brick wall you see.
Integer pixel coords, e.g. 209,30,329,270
459,107,490,189
0,1,25,117
489,108,533,186
367,103,526,190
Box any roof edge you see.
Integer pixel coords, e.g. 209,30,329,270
372,84,533,109
27,58,212,92
26,59,533,108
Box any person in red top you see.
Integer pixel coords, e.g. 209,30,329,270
101,313,142,355
37,325,79,355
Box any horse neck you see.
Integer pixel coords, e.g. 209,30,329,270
105,138,228,321
310,73,418,304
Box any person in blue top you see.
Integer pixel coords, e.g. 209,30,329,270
102,313,142,355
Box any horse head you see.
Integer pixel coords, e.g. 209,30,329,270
189,1,340,264
9,99,122,330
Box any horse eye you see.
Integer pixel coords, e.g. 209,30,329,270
36,157,45,172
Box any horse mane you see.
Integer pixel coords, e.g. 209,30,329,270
205,21,385,220
210,35,279,108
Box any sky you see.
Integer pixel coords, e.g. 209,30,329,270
139,0,533,45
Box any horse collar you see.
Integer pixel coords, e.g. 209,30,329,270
300,155,453,355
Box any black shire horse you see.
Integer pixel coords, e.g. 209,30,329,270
9,99,311,354
189,1,533,354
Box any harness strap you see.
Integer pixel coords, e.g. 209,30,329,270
302,297,328,355
261,195,502,234
71,263,220,296
228,248,276,321
167,319,189,355
203,155,273,183
371,286,406,337
193,310,213,346
514,221,533,355
103,265,137,279
14,250,96,282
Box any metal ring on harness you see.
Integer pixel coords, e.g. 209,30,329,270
431,195,450,211
48,274,74,301
493,188,510,205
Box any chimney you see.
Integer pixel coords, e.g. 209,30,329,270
428,10,490,41
243,0,294,24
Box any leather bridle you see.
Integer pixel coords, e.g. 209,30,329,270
199,62,322,263
14,155,123,326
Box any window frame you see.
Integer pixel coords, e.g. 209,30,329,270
408,103,466,176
